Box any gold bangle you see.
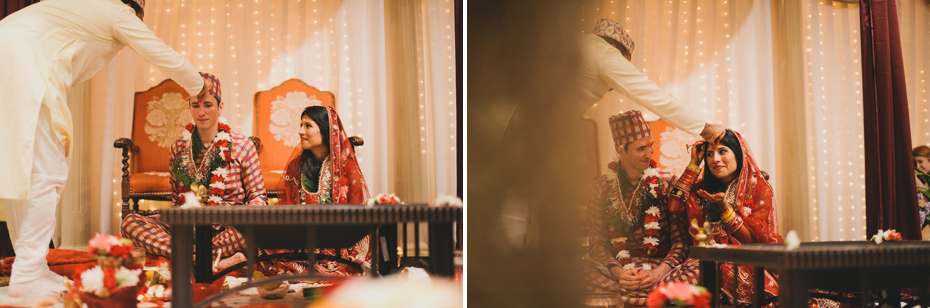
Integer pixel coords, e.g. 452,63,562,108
720,207,736,223
687,163,701,173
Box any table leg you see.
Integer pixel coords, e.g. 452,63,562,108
918,271,929,308
195,225,213,283
306,226,317,274
369,226,379,276
753,266,764,308
428,222,453,276
860,268,869,307
699,260,717,308
731,264,738,306
244,227,256,281
778,270,810,308
171,225,194,307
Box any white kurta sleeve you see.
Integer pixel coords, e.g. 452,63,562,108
598,48,705,136
111,9,203,97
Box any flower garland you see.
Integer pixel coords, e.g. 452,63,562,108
646,282,711,308
604,159,666,264
365,193,403,206
72,264,143,298
870,229,902,244
88,233,134,259
173,117,233,207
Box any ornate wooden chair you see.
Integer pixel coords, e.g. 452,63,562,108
252,79,363,200
114,79,194,217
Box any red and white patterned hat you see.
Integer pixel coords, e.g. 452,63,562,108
592,18,635,54
199,72,221,102
609,110,651,149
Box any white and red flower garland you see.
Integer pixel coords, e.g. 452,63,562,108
177,117,233,207
605,160,665,269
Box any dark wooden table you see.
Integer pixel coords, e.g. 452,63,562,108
160,204,462,307
690,241,930,308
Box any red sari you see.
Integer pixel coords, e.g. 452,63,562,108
261,106,371,277
670,129,782,306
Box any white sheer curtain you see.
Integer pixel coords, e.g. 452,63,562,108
801,0,865,241
581,1,777,196
901,0,930,146
83,0,456,235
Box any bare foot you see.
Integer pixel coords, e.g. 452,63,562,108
216,252,246,271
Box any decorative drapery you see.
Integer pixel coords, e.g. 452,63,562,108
860,0,920,240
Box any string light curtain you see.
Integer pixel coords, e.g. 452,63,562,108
801,0,865,241
85,0,456,233
900,0,930,147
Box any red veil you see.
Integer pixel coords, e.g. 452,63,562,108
279,106,370,205
680,129,782,304
686,129,782,245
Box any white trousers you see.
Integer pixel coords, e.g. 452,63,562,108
1,106,67,286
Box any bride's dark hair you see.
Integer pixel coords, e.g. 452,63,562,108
702,130,743,195
299,106,331,189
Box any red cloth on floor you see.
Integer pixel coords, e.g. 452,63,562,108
1,249,95,278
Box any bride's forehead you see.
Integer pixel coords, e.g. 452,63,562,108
706,143,731,151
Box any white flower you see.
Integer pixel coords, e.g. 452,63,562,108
610,237,626,244
641,263,652,271
645,206,660,216
622,263,636,271
644,222,661,230
365,198,376,206
215,132,231,141
649,183,659,197
210,181,226,190
182,130,192,141
212,167,229,178
80,267,105,293
615,250,630,260
180,192,202,209
871,229,887,244
218,116,229,125
785,230,800,250
116,267,142,288
643,236,659,246
642,168,659,178
433,195,463,207
207,195,223,205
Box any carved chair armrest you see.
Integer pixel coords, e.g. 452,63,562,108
113,138,135,181
248,136,263,154
348,136,364,147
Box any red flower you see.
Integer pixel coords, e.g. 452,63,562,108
692,291,711,308
644,215,660,224
103,268,118,291
211,175,223,183
210,188,224,195
646,289,666,308
109,244,134,258
608,161,618,172
888,231,903,241
185,123,194,131
178,194,186,204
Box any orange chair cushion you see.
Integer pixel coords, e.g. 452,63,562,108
129,172,172,194
262,170,284,194
1,249,96,278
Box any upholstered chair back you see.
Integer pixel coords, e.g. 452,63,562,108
253,79,336,195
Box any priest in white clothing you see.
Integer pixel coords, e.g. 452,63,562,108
578,18,722,142
0,0,212,298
